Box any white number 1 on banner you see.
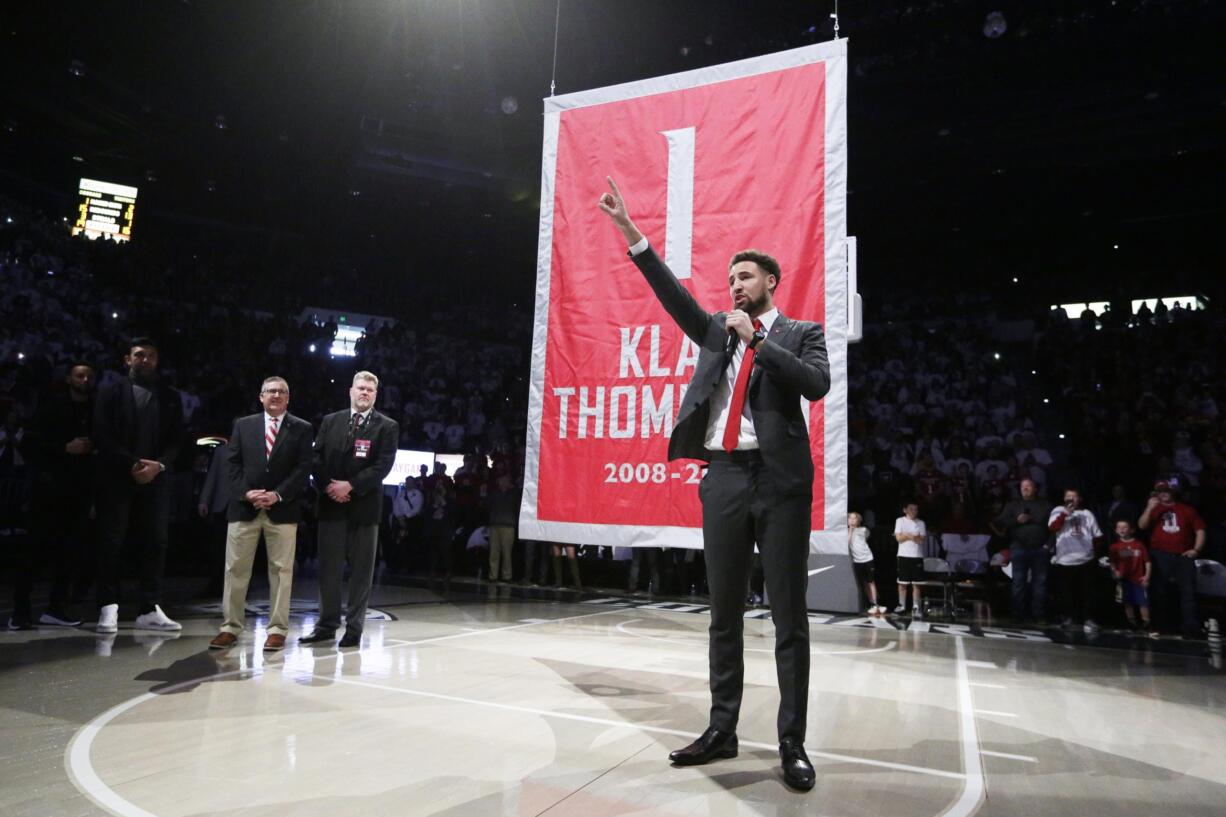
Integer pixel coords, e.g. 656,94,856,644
661,126,694,280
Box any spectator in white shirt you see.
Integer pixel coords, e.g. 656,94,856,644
974,451,1010,483
893,502,927,617
423,419,445,447
1014,431,1052,467
940,439,973,477
1048,488,1104,633
849,513,883,615
443,419,466,451
973,421,1003,454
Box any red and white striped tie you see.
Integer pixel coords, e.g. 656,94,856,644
265,416,279,458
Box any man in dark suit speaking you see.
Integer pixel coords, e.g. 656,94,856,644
300,371,398,649
208,377,313,652
598,177,830,791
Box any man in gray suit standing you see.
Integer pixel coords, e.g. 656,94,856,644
208,377,313,652
599,177,830,791
300,371,398,649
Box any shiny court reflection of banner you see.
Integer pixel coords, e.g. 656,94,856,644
521,40,848,553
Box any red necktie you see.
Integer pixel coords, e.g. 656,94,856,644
265,416,279,458
721,319,763,453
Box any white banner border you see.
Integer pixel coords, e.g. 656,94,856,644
522,40,849,552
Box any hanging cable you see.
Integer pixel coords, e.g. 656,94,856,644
831,0,840,39
550,0,562,96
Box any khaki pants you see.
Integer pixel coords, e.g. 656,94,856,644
220,512,297,636
488,525,516,581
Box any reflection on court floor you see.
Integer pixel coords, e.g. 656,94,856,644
2,588,1224,817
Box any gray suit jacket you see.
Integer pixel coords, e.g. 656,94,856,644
631,245,830,498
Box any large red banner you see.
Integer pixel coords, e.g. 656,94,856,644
522,42,848,550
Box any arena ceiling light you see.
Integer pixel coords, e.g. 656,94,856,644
983,11,1007,38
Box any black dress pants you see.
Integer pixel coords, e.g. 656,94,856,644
700,454,812,742
316,517,378,636
13,477,93,620
96,477,170,610
1052,560,1095,624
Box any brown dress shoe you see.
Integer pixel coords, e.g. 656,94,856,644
263,634,287,651
209,632,238,649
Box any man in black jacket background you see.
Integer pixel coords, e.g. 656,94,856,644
300,371,398,649
9,362,95,629
92,338,185,634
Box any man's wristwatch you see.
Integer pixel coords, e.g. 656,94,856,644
748,328,768,350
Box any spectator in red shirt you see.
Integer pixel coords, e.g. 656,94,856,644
913,454,948,520
978,462,1009,507
1138,480,1207,638
1108,520,1156,638
947,462,976,514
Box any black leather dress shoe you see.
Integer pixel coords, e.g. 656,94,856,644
337,631,361,648
669,727,738,766
298,630,336,644
779,737,816,790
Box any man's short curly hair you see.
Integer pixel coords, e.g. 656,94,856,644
728,249,781,293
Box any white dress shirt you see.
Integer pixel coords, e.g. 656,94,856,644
704,306,777,451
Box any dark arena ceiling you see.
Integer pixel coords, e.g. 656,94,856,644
1,0,1223,309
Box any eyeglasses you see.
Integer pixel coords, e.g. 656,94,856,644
261,388,289,396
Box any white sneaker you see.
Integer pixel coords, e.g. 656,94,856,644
96,604,119,634
873,605,886,616
893,604,906,614
40,612,82,627
1083,620,1100,634
134,605,182,632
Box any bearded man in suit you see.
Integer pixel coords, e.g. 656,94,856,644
599,177,830,791
93,338,185,634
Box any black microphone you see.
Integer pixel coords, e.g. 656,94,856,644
725,304,747,360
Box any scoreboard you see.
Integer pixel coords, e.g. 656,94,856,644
71,178,138,242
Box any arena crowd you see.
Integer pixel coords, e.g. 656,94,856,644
2,194,1223,638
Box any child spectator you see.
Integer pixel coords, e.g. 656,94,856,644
848,512,883,615
894,501,927,617
1108,519,1157,638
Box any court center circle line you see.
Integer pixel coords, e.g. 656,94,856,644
64,608,973,815
63,609,619,817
